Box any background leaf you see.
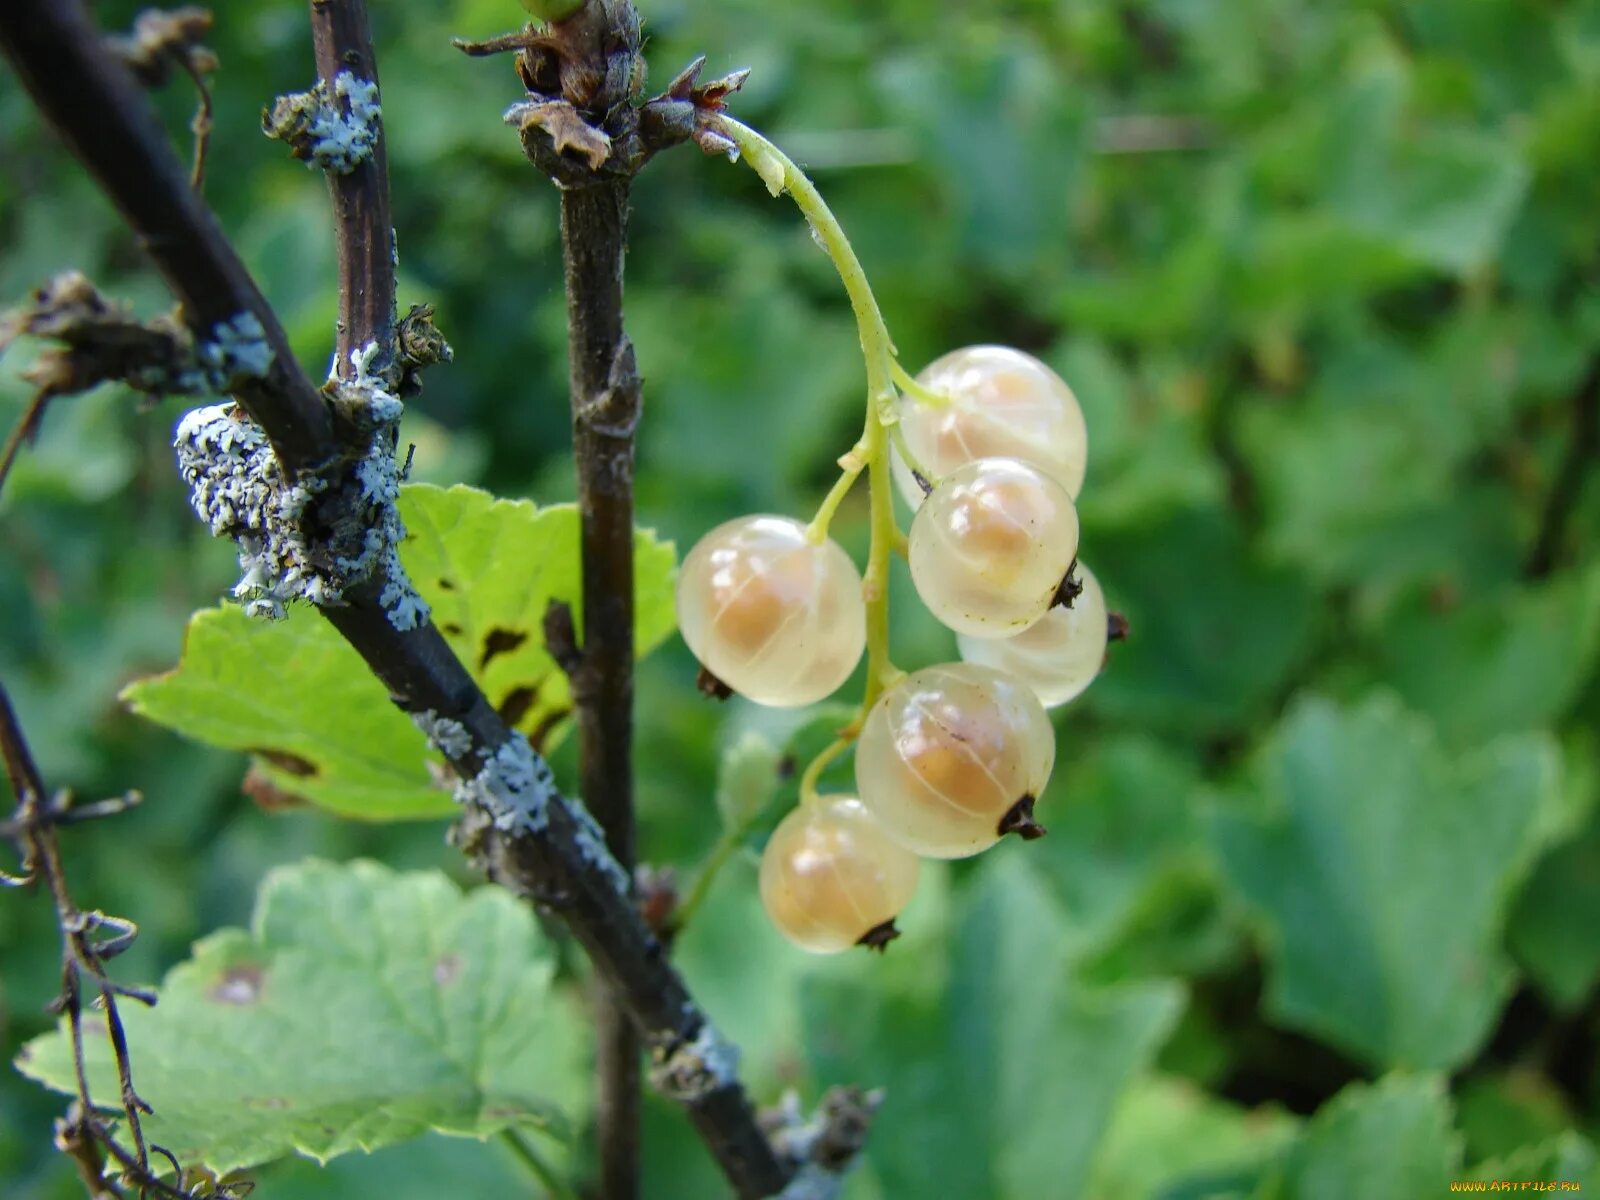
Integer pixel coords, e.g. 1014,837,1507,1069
14,860,588,1175
1211,694,1562,1071
803,858,1183,1199
1258,1075,1461,1200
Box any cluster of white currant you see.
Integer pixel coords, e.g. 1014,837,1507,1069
677,345,1112,954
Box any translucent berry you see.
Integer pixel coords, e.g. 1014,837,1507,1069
958,563,1108,707
759,795,921,953
892,345,1088,507
855,662,1055,858
676,515,866,707
908,457,1080,638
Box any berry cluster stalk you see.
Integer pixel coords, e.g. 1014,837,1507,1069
713,117,909,784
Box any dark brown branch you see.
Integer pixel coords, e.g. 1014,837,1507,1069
0,1,331,473
561,178,644,1200
0,3,790,1194
308,0,395,377
1526,356,1600,579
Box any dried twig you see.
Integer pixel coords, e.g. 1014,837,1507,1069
0,272,203,494
1,684,245,1199
107,7,219,189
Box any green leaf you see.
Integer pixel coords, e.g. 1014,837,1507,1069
1377,566,1600,745
1455,1069,1575,1164
1508,791,1600,1008
1086,1076,1297,1200
121,483,676,820
14,860,588,1176
1466,1132,1598,1189
1292,59,1530,274
803,857,1183,1199
1059,337,1227,528
1081,507,1317,737
1032,733,1235,977
120,605,448,819
1258,1075,1461,1200
1210,694,1562,1071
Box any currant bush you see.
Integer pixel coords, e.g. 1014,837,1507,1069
758,795,921,953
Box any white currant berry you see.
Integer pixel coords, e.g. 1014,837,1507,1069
958,563,1108,707
908,457,1079,639
855,662,1055,858
891,344,1087,507
759,795,921,953
676,515,866,706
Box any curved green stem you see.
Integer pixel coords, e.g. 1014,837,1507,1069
806,438,868,543
890,357,950,408
671,828,746,935
797,725,859,807
717,116,903,707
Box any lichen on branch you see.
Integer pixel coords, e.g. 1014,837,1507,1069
262,70,382,174
174,342,425,628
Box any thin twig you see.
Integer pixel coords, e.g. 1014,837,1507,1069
1,683,212,1200
0,2,792,1194
0,390,55,499
177,53,214,190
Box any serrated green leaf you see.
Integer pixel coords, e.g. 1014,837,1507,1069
1455,1069,1574,1164
1211,694,1562,1071
1466,1132,1598,1189
1257,1075,1461,1200
14,860,588,1175
803,857,1183,1199
120,483,676,820
1377,566,1600,745
1086,1075,1297,1200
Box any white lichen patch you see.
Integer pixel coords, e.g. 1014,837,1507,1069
175,340,423,625
125,311,273,398
201,312,274,387
175,404,323,620
566,795,631,894
411,710,473,760
452,733,554,835
327,342,427,630
304,72,381,175
650,1021,740,1102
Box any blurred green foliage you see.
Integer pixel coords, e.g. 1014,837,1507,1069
2,0,1598,1197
